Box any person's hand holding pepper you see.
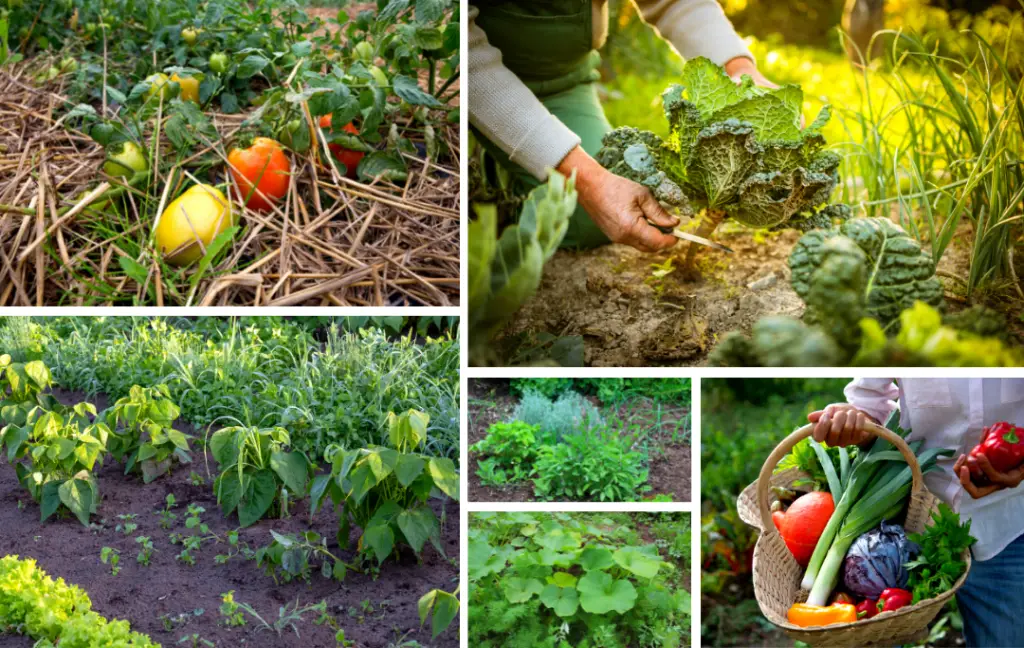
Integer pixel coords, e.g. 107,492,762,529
808,404,879,447
556,146,679,253
955,453,1024,499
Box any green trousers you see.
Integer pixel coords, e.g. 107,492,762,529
473,0,612,249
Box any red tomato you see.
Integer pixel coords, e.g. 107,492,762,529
319,114,364,179
227,137,290,211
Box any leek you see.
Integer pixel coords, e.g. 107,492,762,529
802,445,952,605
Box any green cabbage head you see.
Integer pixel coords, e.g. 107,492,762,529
596,57,841,230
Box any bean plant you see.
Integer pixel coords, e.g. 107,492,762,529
311,409,459,565
103,384,192,483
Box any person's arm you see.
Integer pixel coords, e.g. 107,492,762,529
806,379,898,447
631,0,771,81
468,6,678,251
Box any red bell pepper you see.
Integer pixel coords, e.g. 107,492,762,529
856,599,878,619
968,422,1024,481
832,592,855,606
877,588,913,613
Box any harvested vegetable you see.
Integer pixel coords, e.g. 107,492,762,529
787,603,857,627
855,599,878,619
773,491,834,566
877,587,912,613
968,422,1023,482
905,504,976,603
842,521,915,600
801,430,951,606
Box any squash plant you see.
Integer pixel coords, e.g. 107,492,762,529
311,409,459,565
209,425,313,528
469,512,690,647
0,405,110,526
102,384,191,483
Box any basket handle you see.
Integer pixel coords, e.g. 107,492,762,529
756,421,925,535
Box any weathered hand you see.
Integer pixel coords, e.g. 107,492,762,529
724,56,778,89
557,146,678,252
955,453,1024,499
807,404,878,447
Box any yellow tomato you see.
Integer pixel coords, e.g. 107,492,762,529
170,74,200,103
181,27,199,46
155,184,236,266
145,73,170,100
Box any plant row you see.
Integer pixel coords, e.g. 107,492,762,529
509,378,691,405
0,316,460,459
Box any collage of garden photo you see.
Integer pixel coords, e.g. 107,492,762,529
2,0,1024,647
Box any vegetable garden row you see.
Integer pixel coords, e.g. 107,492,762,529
469,378,691,502
0,316,461,647
0,0,459,306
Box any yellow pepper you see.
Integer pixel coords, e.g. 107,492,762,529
170,74,199,103
787,602,857,628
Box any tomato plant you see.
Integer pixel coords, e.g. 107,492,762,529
310,409,459,565
209,425,313,527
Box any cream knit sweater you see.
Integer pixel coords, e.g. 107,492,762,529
469,0,753,180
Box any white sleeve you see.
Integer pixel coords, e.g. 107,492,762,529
844,378,900,427
631,0,753,66
468,5,582,180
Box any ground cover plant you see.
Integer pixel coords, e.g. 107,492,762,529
469,511,692,648
699,378,965,647
468,378,691,503
0,315,460,647
0,0,459,306
470,1,1024,367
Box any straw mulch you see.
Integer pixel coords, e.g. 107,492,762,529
0,62,460,306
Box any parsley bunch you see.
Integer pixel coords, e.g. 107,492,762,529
905,504,976,603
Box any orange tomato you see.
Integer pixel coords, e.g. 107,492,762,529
319,114,364,179
227,137,290,211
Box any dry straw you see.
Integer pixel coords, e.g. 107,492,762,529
0,62,459,306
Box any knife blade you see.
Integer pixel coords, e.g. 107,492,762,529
649,221,733,253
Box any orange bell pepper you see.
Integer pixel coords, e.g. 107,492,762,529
787,602,858,627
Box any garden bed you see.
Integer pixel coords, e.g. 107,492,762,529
468,379,691,502
0,388,459,648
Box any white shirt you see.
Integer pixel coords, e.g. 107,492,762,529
845,378,1024,561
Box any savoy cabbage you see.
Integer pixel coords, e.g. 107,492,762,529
596,57,844,266
708,217,1021,367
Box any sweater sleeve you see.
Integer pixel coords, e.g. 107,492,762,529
844,378,900,428
631,0,753,66
468,5,582,180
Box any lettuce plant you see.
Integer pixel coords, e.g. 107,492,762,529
209,425,313,527
1,404,109,526
596,57,844,272
311,409,459,565
103,383,191,483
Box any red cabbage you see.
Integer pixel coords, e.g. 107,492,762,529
842,521,917,599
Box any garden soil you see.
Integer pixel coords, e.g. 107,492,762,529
0,390,459,648
497,220,1018,367
468,380,691,502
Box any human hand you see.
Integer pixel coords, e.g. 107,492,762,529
807,404,878,447
557,146,678,252
955,453,1024,499
724,56,778,89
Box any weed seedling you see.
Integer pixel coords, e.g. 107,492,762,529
116,513,139,535
189,471,205,486
136,536,155,565
177,634,214,648
158,494,178,529
100,547,121,576
219,591,247,627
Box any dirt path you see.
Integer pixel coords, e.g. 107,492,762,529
0,390,459,648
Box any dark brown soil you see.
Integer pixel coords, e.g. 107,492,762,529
0,390,459,648
467,380,691,502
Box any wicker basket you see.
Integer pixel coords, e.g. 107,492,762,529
737,422,971,648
